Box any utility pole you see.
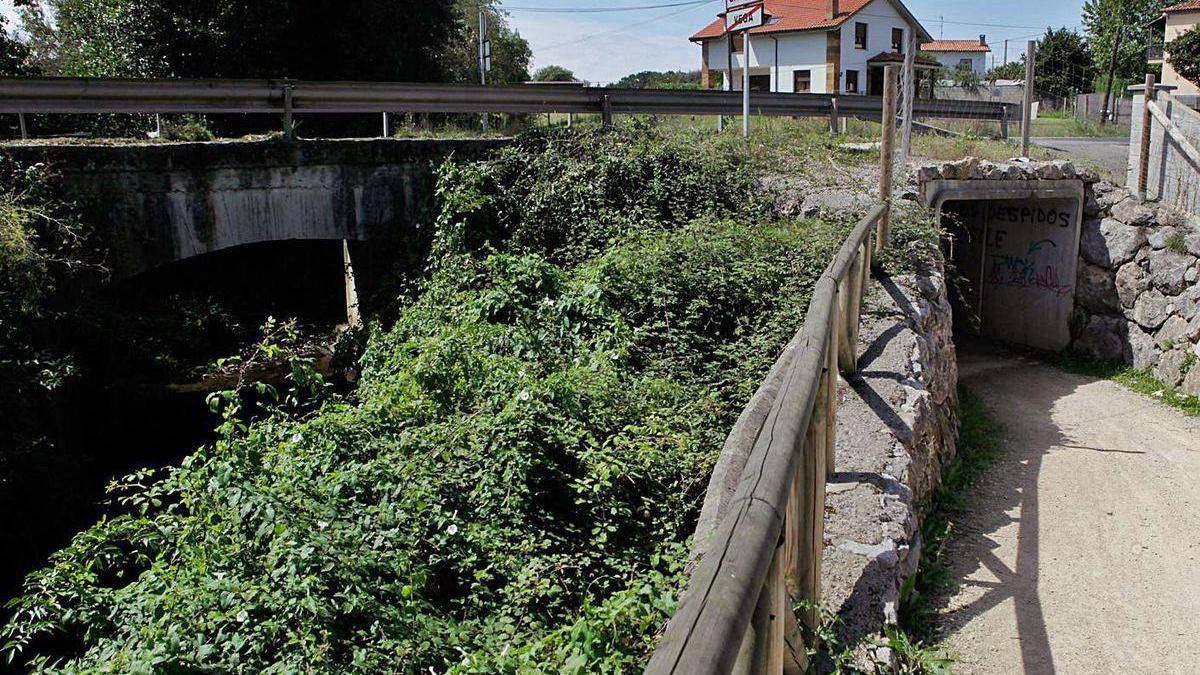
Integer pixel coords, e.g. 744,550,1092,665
743,34,751,138
1022,40,1035,158
1101,26,1123,125
478,9,489,132
900,30,916,167
940,16,944,39
1003,40,1008,67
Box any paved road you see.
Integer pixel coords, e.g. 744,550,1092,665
938,346,1200,675
1031,137,1129,183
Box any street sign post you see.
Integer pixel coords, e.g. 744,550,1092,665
725,1,764,138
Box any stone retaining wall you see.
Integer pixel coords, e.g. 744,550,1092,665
1074,182,1200,394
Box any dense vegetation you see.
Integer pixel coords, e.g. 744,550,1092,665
1,124,884,672
610,70,703,90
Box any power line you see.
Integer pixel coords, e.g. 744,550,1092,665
501,0,713,13
535,0,719,52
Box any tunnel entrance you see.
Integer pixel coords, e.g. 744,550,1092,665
923,180,1085,352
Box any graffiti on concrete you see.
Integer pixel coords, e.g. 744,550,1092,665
986,239,1074,296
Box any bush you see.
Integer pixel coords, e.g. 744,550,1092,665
2,126,856,673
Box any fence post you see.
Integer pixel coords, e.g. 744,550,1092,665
829,96,840,134
1138,73,1156,199
1000,105,1009,139
17,113,27,140
283,84,295,141
876,65,898,255
1021,40,1035,158
900,30,916,167
601,94,613,127
343,239,362,328
382,112,390,138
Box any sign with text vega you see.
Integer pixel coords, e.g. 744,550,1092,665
725,1,765,33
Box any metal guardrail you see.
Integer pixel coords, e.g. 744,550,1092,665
645,204,883,675
0,76,1011,124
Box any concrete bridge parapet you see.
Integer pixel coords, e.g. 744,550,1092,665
3,137,510,277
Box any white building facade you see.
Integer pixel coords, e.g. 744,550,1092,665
692,0,932,95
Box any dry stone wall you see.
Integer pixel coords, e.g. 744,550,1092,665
1073,183,1200,394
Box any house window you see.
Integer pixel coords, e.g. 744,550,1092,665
731,33,744,53
958,58,973,71
855,22,868,49
794,69,812,93
892,28,904,52
845,69,859,93
749,74,771,91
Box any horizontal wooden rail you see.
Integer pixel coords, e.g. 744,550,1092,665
645,204,885,675
1148,95,1200,169
0,76,1011,123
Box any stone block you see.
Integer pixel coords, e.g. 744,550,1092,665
1126,322,1159,370
1076,315,1126,362
1157,315,1191,350
1115,261,1150,309
1133,289,1171,330
1080,218,1147,268
1076,263,1120,314
1148,249,1198,296
1183,357,1200,396
1156,348,1188,387
1110,197,1157,227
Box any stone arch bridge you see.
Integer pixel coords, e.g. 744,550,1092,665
4,138,506,278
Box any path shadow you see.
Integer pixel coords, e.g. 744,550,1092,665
928,340,1114,675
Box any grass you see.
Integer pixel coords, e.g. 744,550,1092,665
1055,351,1200,417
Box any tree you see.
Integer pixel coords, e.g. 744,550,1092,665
442,1,532,85
1082,0,1163,83
18,0,459,82
1168,23,1200,85
532,65,576,82
0,15,32,75
611,70,702,89
988,59,1026,81
1034,27,1097,99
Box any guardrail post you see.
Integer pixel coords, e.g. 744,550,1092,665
282,83,295,141
17,113,27,140
829,96,839,134
876,65,898,255
382,112,390,138
1138,73,1156,198
1000,105,1009,139
601,94,613,127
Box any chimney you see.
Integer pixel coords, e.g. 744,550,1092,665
826,0,838,20
980,34,987,46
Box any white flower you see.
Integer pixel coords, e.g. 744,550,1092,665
518,369,527,378
291,433,303,443
446,524,459,535
518,390,531,402
236,609,249,623
610,353,619,360
318,520,329,530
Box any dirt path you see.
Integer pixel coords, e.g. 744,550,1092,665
938,345,1200,675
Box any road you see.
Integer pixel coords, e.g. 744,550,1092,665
1031,137,1129,183
937,346,1200,675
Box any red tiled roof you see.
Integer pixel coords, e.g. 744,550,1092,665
690,0,875,41
920,39,991,53
1164,0,1200,12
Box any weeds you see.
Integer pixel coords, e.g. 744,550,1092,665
1055,351,1200,417
1165,230,1188,255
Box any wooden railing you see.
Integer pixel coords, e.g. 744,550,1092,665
644,203,882,675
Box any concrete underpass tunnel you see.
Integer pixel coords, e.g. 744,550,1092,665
922,180,1085,352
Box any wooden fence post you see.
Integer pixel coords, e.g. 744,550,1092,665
876,65,898,255
748,547,786,674
837,245,864,374
601,94,613,127
1138,73,1156,198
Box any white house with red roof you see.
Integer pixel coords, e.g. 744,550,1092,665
689,0,933,95
920,37,992,77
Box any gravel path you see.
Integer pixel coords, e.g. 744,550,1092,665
937,344,1200,675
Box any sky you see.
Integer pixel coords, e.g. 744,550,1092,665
503,0,1089,84
0,0,1088,84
